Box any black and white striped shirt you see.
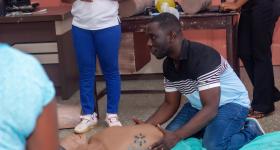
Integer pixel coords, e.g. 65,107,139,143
163,39,227,93
163,40,250,110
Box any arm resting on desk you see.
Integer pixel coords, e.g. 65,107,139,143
220,0,248,11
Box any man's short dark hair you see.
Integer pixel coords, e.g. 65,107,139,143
150,13,182,34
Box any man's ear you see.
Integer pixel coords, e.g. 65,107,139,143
169,31,177,42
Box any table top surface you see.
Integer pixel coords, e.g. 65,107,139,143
0,5,239,24
0,5,72,23
122,11,239,21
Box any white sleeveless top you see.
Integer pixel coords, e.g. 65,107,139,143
71,0,120,30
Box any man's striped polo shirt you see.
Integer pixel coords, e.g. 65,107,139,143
163,40,250,110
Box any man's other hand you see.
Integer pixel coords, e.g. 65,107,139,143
132,117,145,124
149,126,181,150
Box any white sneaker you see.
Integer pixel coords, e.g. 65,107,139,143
74,113,98,134
105,113,122,127
245,117,265,135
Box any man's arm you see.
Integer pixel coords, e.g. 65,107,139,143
146,91,182,126
27,100,59,150
174,87,220,139
220,0,248,11
150,87,220,149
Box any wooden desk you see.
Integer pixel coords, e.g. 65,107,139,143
121,12,240,74
0,6,79,99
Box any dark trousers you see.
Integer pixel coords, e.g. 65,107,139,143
238,0,279,113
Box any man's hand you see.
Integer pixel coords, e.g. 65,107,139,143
132,117,145,125
220,0,248,11
220,2,240,11
149,126,181,150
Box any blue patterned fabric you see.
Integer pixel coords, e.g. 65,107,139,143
172,132,280,150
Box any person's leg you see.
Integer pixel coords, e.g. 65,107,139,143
250,0,275,114
166,103,203,138
202,103,261,150
94,25,121,114
272,2,280,102
273,86,280,102
72,26,96,115
238,2,254,84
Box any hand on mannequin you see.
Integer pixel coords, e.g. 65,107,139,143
132,117,145,125
149,125,181,150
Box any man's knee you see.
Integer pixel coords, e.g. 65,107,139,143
203,138,225,150
166,122,182,132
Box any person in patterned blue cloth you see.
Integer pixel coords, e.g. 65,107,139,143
133,13,265,150
0,44,59,150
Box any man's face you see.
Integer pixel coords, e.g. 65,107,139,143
146,22,170,59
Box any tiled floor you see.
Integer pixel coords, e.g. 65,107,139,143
58,67,280,140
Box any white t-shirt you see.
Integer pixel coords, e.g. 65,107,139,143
71,0,120,30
